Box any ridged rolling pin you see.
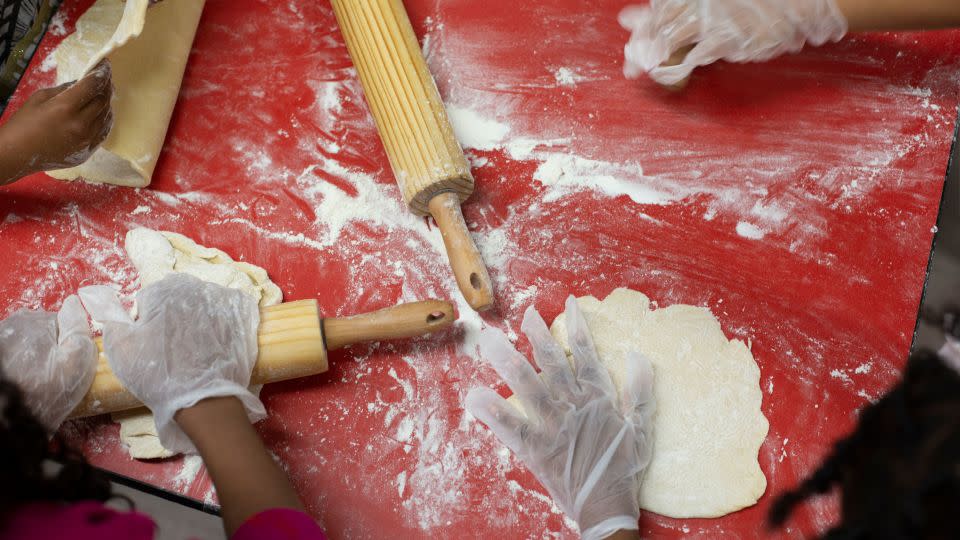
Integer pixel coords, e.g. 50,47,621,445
69,299,455,418
330,0,495,311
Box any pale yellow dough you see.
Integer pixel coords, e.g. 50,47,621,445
48,0,205,187
115,228,281,460
512,288,769,518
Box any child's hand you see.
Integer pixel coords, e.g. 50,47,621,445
0,61,113,184
620,0,848,87
0,296,98,431
79,274,266,454
467,299,656,540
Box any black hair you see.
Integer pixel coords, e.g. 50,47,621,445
769,348,960,539
0,374,114,517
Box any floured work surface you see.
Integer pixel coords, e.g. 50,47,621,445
2,0,960,537
48,0,204,187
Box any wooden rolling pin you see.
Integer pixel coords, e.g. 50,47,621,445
330,0,495,312
69,299,455,418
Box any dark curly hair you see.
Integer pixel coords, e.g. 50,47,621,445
769,348,960,539
0,374,114,517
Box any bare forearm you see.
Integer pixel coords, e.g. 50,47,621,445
837,0,960,31
0,127,34,185
175,396,303,536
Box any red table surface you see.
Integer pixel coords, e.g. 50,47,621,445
2,0,959,538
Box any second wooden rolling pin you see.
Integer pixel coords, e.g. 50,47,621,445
69,298,455,418
330,0,495,312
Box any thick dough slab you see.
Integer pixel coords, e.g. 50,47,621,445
512,288,768,518
48,0,205,187
115,228,281,459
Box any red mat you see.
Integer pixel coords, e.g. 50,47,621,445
2,0,959,537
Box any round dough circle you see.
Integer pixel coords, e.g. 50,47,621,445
549,288,769,518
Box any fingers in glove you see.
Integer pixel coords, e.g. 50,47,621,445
652,0,699,56
478,327,553,418
466,387,539,455
78,285,132,325
651,0,696,40
521,305,577,402
620,351,655,429
56,295,91,344
649,28,731,86
564,296,616,401
618,4,650,31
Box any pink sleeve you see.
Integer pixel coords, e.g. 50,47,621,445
1,501,155,540
231,508,327,540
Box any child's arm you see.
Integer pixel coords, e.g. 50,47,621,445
838,0,960,31
175,396,304,536
622,0,960,88
0,61,112,185
80,275,325,538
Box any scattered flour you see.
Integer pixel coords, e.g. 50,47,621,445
533,153,681,205
47,11,68,36
172,455,204,490
830,369,853,385
553,66,586,87
396,471,407,497
39,51,58,73
736,221,766,240
446,105,510,151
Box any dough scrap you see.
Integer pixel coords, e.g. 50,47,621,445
113,408,174,459
125,228,282,306
512,288,768,518
48,0,205,187
114,228,281,460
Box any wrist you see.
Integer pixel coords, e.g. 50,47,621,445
175,395,248,437
582,519,640,540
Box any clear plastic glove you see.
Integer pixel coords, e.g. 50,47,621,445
78,273,265,454
0,296,98,431
466,297,655,540
620,0,848,86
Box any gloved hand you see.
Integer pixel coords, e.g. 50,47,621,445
620,0,848,86
0,296,98,431
466,297,655,540
79,273,265,454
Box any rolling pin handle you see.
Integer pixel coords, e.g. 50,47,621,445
428,191,495,311
322,299,456,351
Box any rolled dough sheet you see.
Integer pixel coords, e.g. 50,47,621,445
115,228,281,460
511,288,769,518
113,408,174,459
48,0,205,187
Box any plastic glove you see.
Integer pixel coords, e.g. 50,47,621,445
620,0,848,86
79,273,265,454
466,297,655,540
0,296,98,431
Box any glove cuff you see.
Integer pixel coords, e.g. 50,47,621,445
581,516,640,540
153,383,267,454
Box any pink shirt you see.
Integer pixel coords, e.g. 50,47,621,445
1,501,327,540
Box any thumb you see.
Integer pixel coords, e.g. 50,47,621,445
466,387,537,457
